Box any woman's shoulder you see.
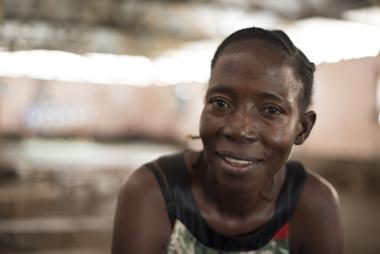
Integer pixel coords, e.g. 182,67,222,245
112,161,173,253
117,149,186,208
120,150,186,189
290,166,343,254
300,168,339,211
119,163,160,199
285,161,339,211
117,162,170,226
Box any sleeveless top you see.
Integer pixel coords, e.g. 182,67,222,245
145,152,306,254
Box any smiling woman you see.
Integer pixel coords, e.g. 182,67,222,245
112,27,343,254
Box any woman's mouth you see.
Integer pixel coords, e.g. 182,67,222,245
223,156,255,166
216,151,263,174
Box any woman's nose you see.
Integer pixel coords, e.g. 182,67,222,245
222,113,258,143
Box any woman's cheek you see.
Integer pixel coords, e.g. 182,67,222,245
199,110,212,140
199,111,223,141
261,126,295,153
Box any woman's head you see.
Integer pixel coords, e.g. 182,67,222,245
199,27,316,188
211,27,315,113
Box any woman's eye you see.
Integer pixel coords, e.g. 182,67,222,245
262,106,282,115
211,98,230,110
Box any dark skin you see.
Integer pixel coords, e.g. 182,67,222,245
112,40,343,254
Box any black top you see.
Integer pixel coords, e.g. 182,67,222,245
145,151,306,251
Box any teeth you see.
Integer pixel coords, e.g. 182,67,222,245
223,156,254,165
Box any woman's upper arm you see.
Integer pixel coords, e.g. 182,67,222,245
112,166,172,254
291,171,343,254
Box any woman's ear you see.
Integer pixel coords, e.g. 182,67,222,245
295,110,316,145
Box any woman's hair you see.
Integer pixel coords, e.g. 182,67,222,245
211,27,315,112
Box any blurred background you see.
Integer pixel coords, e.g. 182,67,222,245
0,0,379,253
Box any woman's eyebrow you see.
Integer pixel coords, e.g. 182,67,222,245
206,84,234,97
259,91,291,107
259,91,284,101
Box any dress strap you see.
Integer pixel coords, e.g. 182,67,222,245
279,160,307,223
145,161,176,225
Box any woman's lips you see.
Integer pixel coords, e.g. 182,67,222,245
216,151,263,174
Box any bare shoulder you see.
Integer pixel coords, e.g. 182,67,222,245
118,164,164,203
290,169,343,254
301,169,340,212
112,164,172,254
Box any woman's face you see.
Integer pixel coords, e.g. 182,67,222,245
200,40,306,187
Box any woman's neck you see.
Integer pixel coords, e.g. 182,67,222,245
195,151,286,218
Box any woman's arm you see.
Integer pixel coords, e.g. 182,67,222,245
112,166,172,254
291,171,343,254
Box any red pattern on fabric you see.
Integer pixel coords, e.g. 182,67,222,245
273,223,289,240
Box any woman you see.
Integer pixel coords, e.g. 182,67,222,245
112,27,343,254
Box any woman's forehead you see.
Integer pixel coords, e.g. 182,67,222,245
210,51,301,92
208,47,302,105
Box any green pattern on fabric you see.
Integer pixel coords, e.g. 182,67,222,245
165,220,289,254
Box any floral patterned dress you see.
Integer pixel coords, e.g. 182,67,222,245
166,220,289,254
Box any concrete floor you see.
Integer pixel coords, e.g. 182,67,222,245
0,138,379,254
